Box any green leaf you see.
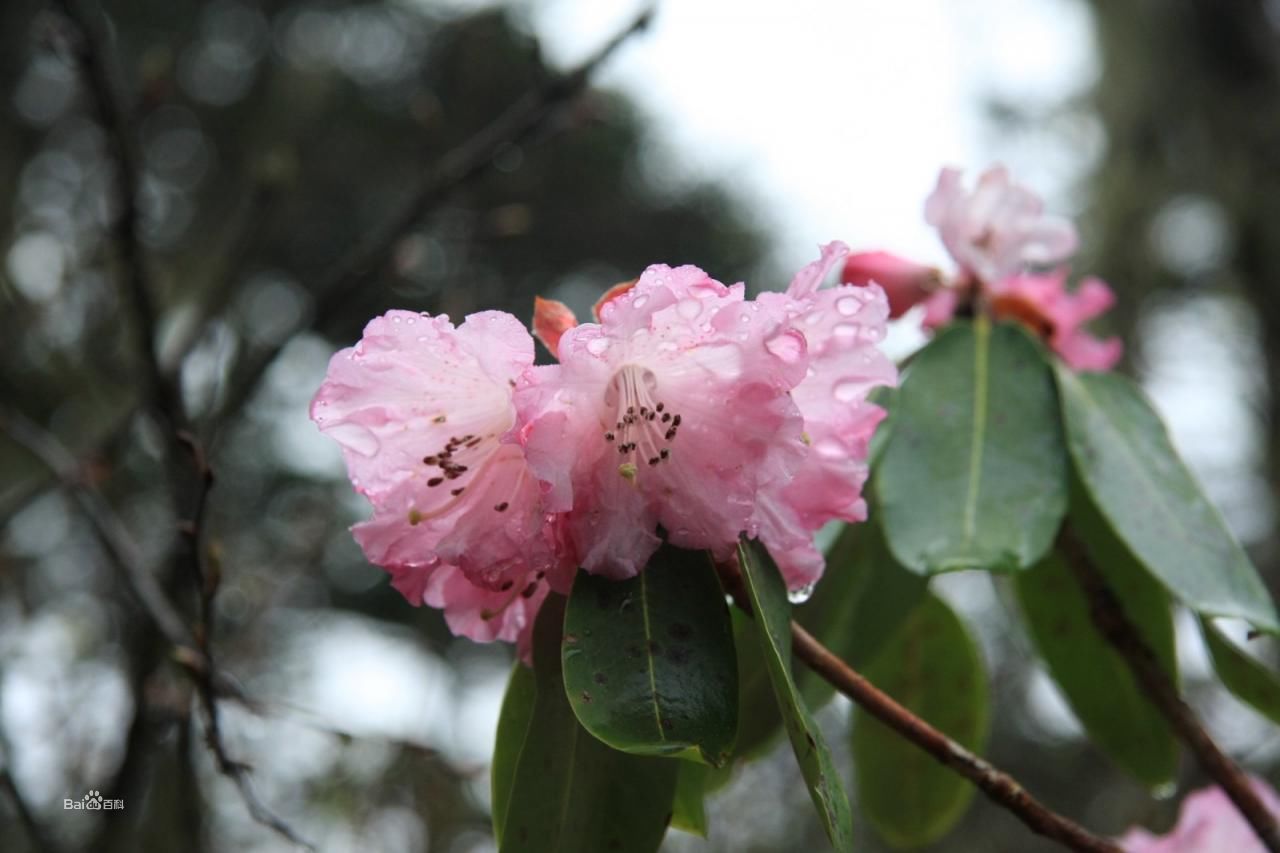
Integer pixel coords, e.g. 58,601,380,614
796,518,928,710
501,594,678,853
1055,365,1280,633
875,317,1068,575
492,662,537,845
670,762,715,837
1015,537,1178,787
730,607,784,758
1201,617,1280,725
852,593,990,849
737,538,854,851
562,544,738,766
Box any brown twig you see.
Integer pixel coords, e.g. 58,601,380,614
1058,526,1280,853
715,557,1120,853
48,2,312,847
50,0,173,423
209,4,656,428
790,623,1121,853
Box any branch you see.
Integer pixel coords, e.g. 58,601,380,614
209,4,655,427
715,558,1120,853
1058,526,1280,853
0,405,193,651
50,0,174,423
790,623,1121,853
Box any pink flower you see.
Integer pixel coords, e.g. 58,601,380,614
1119,777,1280,853
988,270,1122,371
753,242,896,587
311,309,569,656
516,263,813,579
841,251,944,318
924,165,1079,286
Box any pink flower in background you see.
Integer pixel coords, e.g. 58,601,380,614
753,242,896,587
311,309,569,657
988,271,1123,371
840,164,1121,371
841,251,943,318
924,165,1079,286
515,263,812,579
1119,777,1280,853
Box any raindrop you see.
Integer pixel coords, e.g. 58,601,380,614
676,298,702,319
836,295,862,316
765,330,805,364
788,583,816,604
834,379,863,402
586,338,609,356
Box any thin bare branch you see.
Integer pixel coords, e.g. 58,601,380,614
1058,525,1280,853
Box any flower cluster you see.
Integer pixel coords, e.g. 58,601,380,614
842,165,1122,371
311,243,895,656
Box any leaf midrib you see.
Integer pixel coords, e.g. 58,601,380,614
962,317,991,542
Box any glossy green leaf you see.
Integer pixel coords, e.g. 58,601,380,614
1202,617,1280,725
796,518,928,710
562,544,737,766
852,593,990,849
1055,365,1280,633
730,607,784,758
501,594,678,853
738,539,854,852
875,317,1068,575
491,662,537,845
1016,541,1178,787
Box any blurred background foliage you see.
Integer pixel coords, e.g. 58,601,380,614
0,1,1278,852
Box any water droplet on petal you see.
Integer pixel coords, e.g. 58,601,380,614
836,295,861,316
834,379,864,402
765,329,805,364
586,338,610,356
633,295,648,309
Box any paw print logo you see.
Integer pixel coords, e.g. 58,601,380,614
84,790,104,810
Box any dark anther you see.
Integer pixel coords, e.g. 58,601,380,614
495,502,509,512
427,477,444,487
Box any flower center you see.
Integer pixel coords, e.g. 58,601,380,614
602,365,681,477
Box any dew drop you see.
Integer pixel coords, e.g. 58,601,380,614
836,295,861,316
677,298,702,319
834,379,863,402
788,583,816,604
765,330,805,364
586,338,610,356
633,295,648,309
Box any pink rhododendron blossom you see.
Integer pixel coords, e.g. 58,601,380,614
516,263,813,579
988,271,1123,371
1118,776,1280,853
314,248,896,650
924,165,1079,286
311,309,569,657
752,242,896,586
841,164,1121,371
841,251,943,318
